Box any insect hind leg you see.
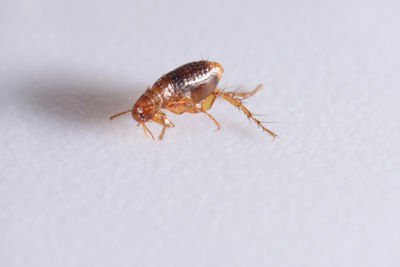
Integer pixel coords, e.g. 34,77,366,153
214,86,278,139
224,84,263,99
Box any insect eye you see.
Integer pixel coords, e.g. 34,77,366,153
139,113,145,119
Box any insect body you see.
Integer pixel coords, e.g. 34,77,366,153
110,60,277,139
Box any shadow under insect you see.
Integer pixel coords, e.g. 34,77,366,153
19,74,145,126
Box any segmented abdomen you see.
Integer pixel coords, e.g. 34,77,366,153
146,60,224,107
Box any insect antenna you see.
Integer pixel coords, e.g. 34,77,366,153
109,109,132,121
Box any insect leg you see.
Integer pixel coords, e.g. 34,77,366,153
199,94,220,129
166,97,196,114
201,109,220,130
201,94,216,111
167,98,220,130
214,89,278,139
225,84,263,99
158,122,166,140
141,123,155,140
151,111,175,139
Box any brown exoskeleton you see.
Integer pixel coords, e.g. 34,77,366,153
110,60,277,140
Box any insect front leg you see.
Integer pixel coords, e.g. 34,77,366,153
140,123,155,140
151,111,175,139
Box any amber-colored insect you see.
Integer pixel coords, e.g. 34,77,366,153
110,60,277,140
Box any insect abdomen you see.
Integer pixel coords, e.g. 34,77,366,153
150,60,224,106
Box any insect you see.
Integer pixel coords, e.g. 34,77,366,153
110,60,277,140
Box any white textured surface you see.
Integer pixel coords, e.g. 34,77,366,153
1,0,400,266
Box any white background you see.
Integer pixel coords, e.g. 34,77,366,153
1,0,399,266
